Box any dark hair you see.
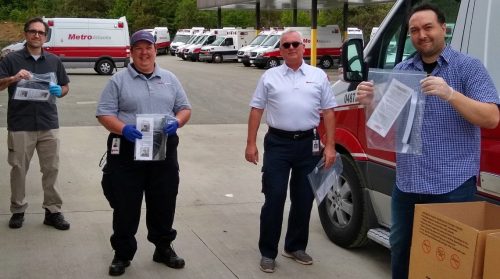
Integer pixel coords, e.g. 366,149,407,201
24,17,49,33
409,3,446,24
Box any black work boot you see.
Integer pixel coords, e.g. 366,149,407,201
153,245,185,269
8,213,25,229
108,256,130,276
43,209,70,230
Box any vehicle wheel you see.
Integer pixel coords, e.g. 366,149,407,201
243,61,251,67
318,154,370,248
266,57,280,68
213,54,223,63
95,59,114,75
319,56,333,69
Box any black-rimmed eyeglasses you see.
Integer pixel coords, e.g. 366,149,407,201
282,41,302,49
26,30,46,36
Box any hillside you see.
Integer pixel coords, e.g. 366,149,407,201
0,21,24,48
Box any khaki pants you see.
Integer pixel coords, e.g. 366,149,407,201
7,129,62,214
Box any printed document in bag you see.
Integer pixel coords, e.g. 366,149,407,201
366,78,413,137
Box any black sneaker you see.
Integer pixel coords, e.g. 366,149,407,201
8,213,25,229
108,256,130,276
43,210,70,230
153,245,185,269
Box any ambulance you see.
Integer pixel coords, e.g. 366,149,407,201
42,16,130,75
144,27,170,55
249,25,343,69
317,0,500,251
237,29,277,67
175,33,204,59
198,28,255,63
169,27,205,56
183,29,224,62
346,27,364,45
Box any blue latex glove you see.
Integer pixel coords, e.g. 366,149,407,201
122,124,143,142
163,119,179,136
48,82,62,97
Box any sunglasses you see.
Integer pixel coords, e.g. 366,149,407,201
282,41,302,49
26,30,46,36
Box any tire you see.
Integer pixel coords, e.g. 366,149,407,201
95,59,114,75
266,57,280,68
243,61,251,67
318,154,370,248
213,54,223,63
319,56,333,69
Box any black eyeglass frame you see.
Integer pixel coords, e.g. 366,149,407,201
282,41,302,49
26,29,47,36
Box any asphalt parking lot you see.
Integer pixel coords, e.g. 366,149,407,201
0,55,391,279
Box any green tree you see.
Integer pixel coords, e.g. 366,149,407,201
174,0,216,29
109,0,130,18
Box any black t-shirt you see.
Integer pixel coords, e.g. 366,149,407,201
0,47,69,131
423,61,438,75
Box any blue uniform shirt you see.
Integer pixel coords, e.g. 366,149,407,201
249,61,336,131
395,45,499,194
96,64,191,124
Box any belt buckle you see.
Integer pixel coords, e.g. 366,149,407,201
293,133,300,140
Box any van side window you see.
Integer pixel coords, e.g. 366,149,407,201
225,38,233,46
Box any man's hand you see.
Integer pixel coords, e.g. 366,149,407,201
163,119,179,136
420,76,454,101
122,125,142,142
356,81,375,106
245,143,259,165
49,82,62,97
13,69,32,82
323,144,336,169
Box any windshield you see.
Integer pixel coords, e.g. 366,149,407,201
194,35,207,44
172,35,190,43
249,35,267,46
185,35,199,44
262,35,279,47
210,37,225,46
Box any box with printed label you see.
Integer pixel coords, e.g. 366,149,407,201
409,201,500,279
483,231,500,279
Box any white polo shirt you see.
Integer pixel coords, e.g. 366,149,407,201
249,61,336,131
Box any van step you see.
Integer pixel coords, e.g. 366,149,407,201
367,228,391,249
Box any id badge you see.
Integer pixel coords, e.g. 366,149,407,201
111,138,120,155
312,139,320,156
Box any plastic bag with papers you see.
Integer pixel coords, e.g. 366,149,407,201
14,72,57,103
308,153,343,205
365,68,426,154
134,114,170,161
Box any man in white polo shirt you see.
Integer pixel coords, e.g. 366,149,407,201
245,28,336,273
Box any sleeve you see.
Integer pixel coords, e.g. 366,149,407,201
461,57,500,105
171,75,191,113
96,79,120,117
249,73,267,109
320,72,336,109
0,55,12,79
56,58,70,85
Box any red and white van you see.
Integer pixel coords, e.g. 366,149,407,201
318,0,500,250
43,16,130,75
249,25,342,69
144,27,170,55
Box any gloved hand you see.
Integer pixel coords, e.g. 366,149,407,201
122,124,143,142
163,119,179,136
49,82,62,97
420,76,454,101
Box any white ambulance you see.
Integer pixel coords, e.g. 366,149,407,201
183,29,223,62
169,27,205,56
43,16,130,75
250,25,343,69
346,27,364,45
198,28,255,63
237,29,278,67
144,27,170,55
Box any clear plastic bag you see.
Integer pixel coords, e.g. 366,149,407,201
14,72,57,103
308,153,343,205
365,68,426,154
134,114,168,161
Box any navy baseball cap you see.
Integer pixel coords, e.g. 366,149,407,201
130,30,155,46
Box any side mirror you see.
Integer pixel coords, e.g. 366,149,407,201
342,38,367,82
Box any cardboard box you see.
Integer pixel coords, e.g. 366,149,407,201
409,201,500,279
483,231,500,279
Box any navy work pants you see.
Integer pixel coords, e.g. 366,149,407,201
259,132,320,259
101,133,180,261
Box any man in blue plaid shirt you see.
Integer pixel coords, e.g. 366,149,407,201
356,3,500,279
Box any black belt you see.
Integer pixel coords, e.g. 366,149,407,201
268,127,314,140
